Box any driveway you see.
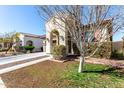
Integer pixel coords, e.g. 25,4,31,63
0,52,51,74
0,52,49,65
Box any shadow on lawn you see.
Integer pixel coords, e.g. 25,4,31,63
84,67,116,73
83,67,124,78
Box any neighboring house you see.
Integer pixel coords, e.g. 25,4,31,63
45,16,112,54
0,34,12,50
112,41,123,51
0,32,46,52
18,32,46,52
0,42,11,50
112,36,124,51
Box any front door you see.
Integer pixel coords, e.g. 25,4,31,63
68,40,72,54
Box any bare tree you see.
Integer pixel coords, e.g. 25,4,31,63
37,5,124,73
0,31,20,54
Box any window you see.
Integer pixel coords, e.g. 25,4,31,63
19,40,22,46
0,44,2,49
4,42,8,48
85,31,94,42
26,40,33,46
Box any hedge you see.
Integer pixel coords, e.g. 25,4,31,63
111,49,124,60
23,46,35,53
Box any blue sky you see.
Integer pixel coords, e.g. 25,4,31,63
0,5,123,41
0,5,46,35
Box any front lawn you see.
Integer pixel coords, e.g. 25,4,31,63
1,60,124,88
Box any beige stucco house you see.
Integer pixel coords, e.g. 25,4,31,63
46,16,68,54
45,16,112,54
0,32,46,52
18,32,46,52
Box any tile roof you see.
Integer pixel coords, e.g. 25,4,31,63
20,32,46,39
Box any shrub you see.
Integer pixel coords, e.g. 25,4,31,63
23,46,35,53
85,42,112,59
52,45,66,60
14,46,22,52
111,50,124,60
0,48,8,52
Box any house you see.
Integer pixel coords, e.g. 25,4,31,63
45,16,112,54
18,32,46,52
112,36,124,52
0,32,46,52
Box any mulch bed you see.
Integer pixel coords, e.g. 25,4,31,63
85,57,124,69
0,60,76,88
49,55,80,63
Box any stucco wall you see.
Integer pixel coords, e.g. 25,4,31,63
19,34,25,46
23,36,43,52
19,33,44,52
46,17,66,53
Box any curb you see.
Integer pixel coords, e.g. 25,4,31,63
0,56,52,75
0,77,6,88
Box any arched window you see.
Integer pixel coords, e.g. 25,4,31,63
26,40,33,46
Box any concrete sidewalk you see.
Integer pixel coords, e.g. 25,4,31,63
0,56,52,74
0,52,52,74
0,52,49,65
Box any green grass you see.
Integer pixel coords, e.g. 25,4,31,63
57,62,124,88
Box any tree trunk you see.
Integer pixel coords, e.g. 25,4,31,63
6,46,11,54
78,54,85,73
6,43,13,54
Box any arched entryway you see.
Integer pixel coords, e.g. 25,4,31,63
49,29,59,52
51,29,59,46
26,40,33,46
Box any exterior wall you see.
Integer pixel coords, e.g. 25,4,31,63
23,36,43,52
46,17,112,54
19,33,44,52
46,17,66,53
18,34,25,46
0,43,4,49
94,28,108,42
42,40,46,52
0,42,11,49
